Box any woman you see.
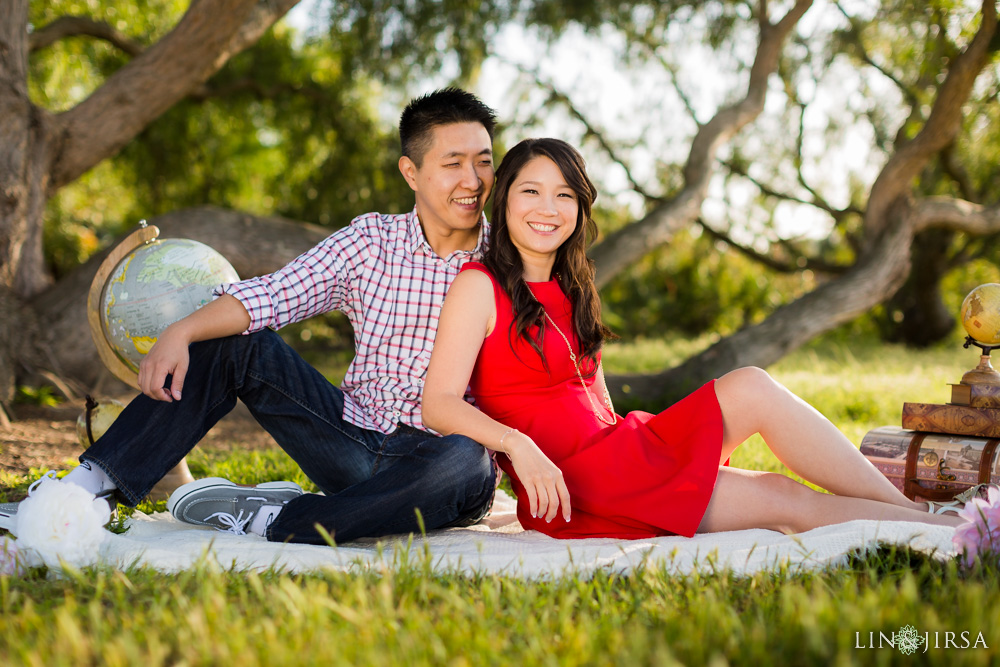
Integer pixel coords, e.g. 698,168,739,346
422,137,971,539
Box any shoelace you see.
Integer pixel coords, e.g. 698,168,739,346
205,510,254,535
27,470,59,494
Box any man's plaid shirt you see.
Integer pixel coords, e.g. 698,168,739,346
215,208,488,434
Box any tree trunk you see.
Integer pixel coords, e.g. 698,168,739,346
0,0,55,407
606,0,997,406
0,1,297,417
606,201,917,406
881,229,956,347
591,0,814,288
30,207,330,387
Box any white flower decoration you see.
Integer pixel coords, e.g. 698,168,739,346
13,473,111,570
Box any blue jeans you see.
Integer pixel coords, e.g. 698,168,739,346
80,330,496,545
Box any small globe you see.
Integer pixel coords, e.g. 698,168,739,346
960,283,1000,345
100,238,239,373
76,398,126,448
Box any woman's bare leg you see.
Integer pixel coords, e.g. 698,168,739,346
698,467,962,533
714,367,926,512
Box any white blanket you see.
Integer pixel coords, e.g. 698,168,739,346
96,491,957,578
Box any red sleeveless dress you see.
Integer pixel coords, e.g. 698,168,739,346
464,263,724,539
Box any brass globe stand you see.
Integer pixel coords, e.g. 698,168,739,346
960,336,1000,386
86,222,195,500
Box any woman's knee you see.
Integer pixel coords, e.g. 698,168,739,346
717,366,776,399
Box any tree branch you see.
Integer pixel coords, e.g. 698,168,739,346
591,0,814,288
503,59,662,202
913,196,1000,234
49,0,300,192
633,32,702,127
604,2,999,404
187,78,329,103
29,16,144,56
719,157,861,220
939,141,977,202
698,218,846,274
0,0,29,89
834,1,921,108
606,205,915,404
864,0,997,245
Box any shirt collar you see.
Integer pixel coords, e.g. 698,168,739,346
407,207,490,261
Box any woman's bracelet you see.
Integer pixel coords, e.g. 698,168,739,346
498,427,518,454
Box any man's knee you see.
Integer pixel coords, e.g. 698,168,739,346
434,434,494,482
427,434,495,526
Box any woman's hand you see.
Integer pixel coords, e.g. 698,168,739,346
503,431,572,523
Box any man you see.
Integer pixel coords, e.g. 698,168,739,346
1,88,498,545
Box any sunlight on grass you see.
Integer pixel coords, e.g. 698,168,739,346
2,333,999,665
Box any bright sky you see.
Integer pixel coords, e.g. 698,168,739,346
283,1,915,244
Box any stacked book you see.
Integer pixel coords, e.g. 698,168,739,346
859,382,1000,502
902,382,1000,437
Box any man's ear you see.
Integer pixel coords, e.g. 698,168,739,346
399,156,419,192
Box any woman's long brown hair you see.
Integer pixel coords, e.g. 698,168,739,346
484,138,615,374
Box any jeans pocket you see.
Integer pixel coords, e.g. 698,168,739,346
370,424,424,475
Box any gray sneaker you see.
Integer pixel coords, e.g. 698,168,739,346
0,501,17,532
167,477,304,535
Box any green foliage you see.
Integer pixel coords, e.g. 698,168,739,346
30,2,413,277
12,385,63,408
600,228,815,338
24,0,1000,356
114,28,415,227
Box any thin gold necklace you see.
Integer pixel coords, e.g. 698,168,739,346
525,282,618,426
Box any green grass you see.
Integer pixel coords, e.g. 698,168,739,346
2,333,1000,665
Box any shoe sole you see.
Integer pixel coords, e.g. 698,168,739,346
166,477,304,516
0,503,15,532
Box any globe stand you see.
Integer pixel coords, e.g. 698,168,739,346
86,222,195,500
960,336,1000,386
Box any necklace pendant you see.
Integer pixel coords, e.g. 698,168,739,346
527,281,617,426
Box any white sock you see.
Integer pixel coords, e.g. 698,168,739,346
63,461,116,495
248,505,283,536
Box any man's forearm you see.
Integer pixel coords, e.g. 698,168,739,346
163,293,252,345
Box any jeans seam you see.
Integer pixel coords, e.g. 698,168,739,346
370,429,405,476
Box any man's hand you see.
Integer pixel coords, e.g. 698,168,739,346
138,327,190,402
503,431,572,523
134,294,251,401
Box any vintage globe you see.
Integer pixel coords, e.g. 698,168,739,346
961,283,1000,345
76,397,126,448
100,238,239,373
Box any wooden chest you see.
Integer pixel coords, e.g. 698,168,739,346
859,426,1000,502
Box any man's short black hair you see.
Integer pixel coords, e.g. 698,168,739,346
399,88,497,166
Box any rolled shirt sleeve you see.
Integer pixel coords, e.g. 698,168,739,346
213,227,361,333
